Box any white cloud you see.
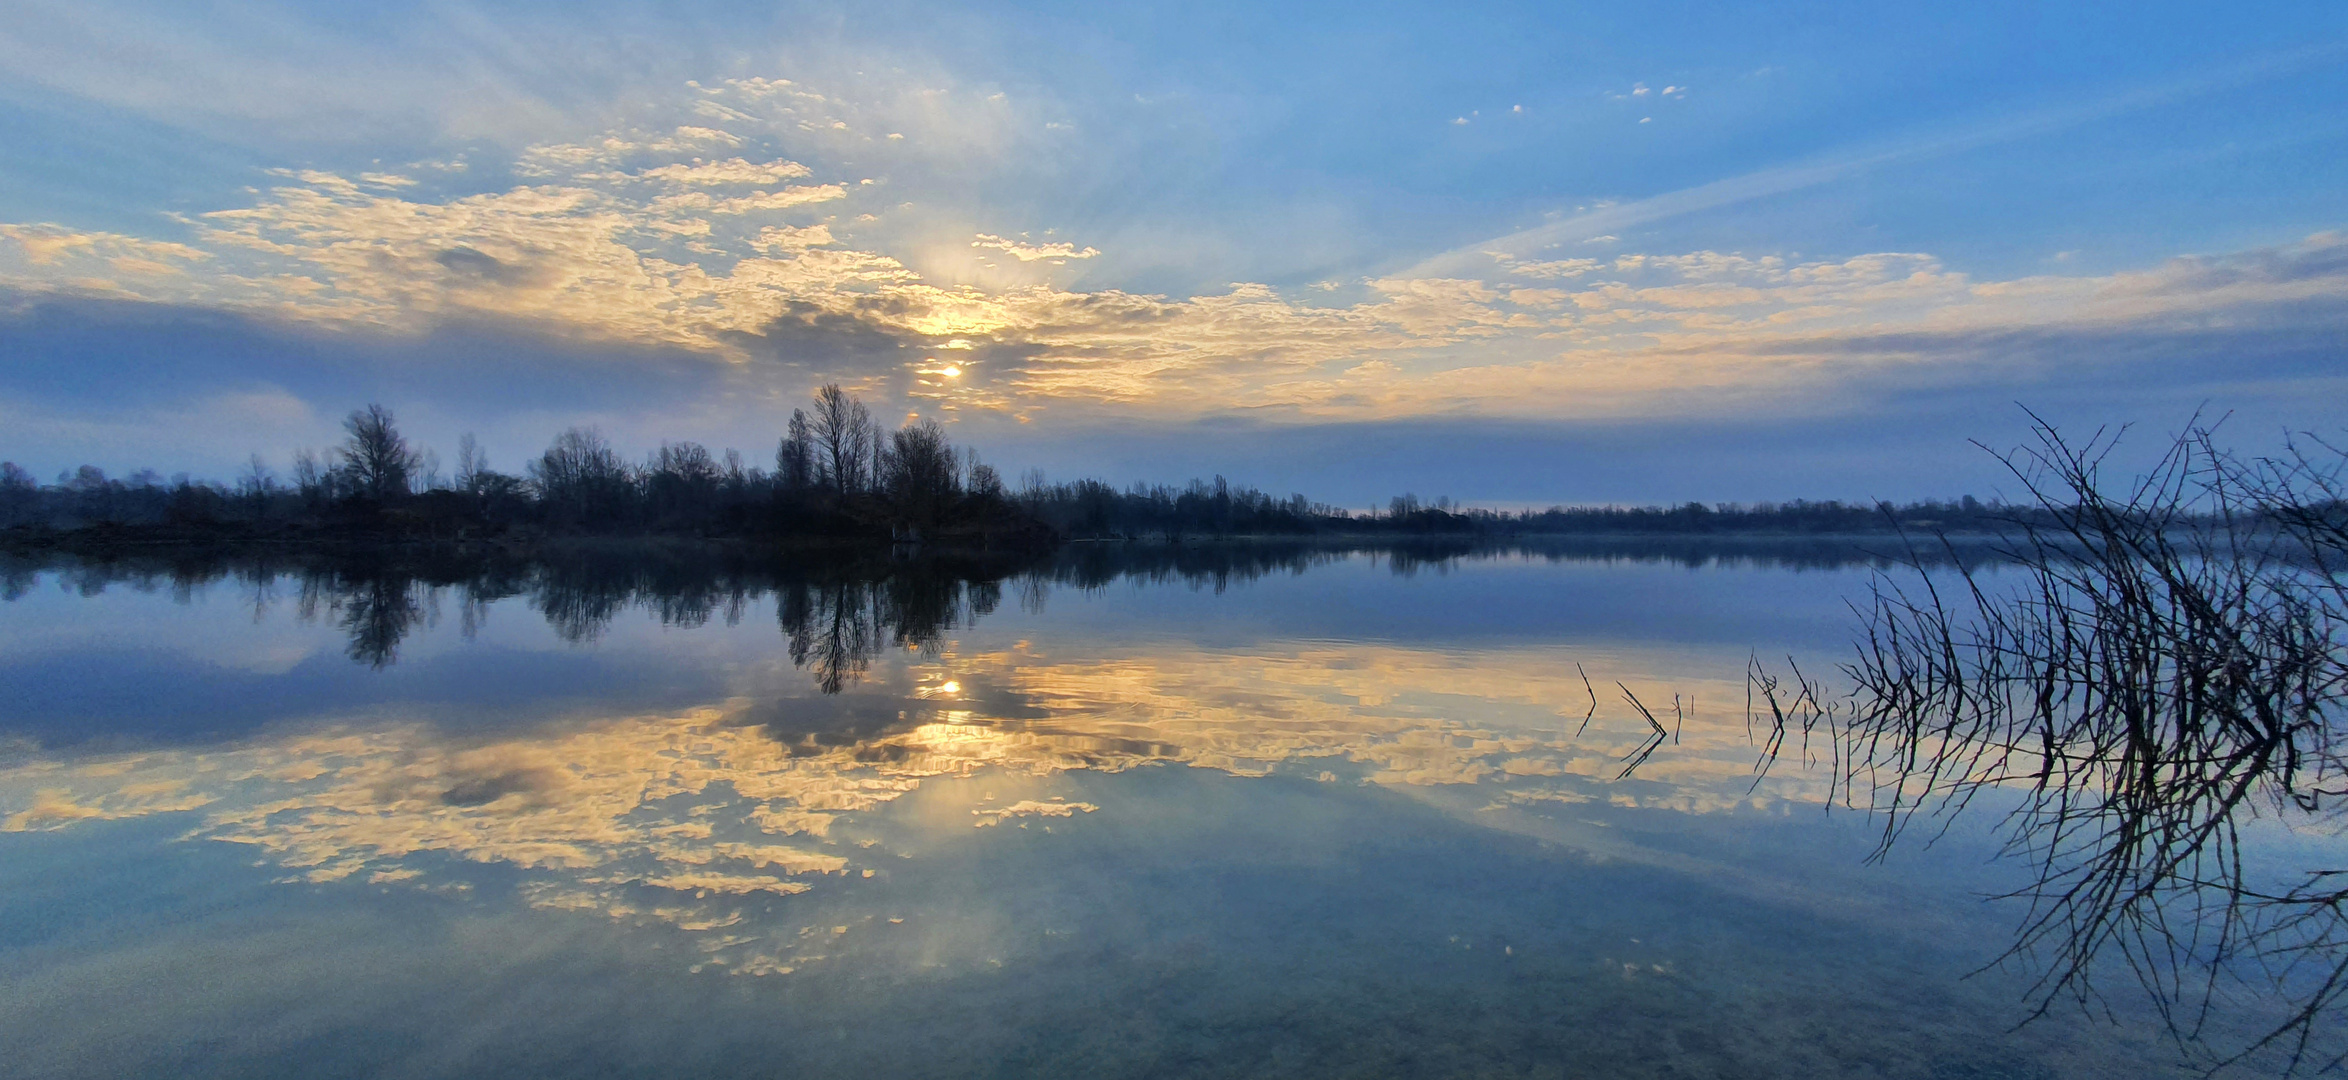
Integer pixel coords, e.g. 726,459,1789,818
636,158,814,186
970,233,1099,262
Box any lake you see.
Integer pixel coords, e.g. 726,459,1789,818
0,541,2241,1078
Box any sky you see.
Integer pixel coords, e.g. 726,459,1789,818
1,0,2344,507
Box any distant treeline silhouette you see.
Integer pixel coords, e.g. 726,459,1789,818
0,387,2182,550
1019,481,2046,538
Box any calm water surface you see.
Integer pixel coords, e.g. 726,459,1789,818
0,544,2211,1078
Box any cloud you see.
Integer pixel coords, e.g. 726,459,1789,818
650,184,848,214
7,166,2347,434
1,70,2344,443
635,157,814,186
3,782,209,832
0,224,208,269
969,234,1100,262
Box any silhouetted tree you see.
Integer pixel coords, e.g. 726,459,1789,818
337,404,420,503
454,433,489,493
886,418,960,528
0,462,34,526
965,450,1005,502
645,441,722,526
290,449,328,511
238,454,276,519
778,409,815,494
530,427,633,527
811,384,873,497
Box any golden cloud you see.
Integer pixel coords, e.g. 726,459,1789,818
2,71,2343,424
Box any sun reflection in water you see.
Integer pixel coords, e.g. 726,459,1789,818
0,639,1820,976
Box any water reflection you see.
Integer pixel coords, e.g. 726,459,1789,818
4,537,1979,687
0,539,2235,1078
4,546,1039,687
2,544,1870,977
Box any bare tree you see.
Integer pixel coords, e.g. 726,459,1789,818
965,447,1005,501
337,404,419,503
530,427,632,526
810,384,872,497
0,461,37,525
777,409,815,494
885,417,961,528
291,448,326,510
646,441,722,524
454,433,490,494
237,454,276,518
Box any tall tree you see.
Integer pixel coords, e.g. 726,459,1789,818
338,404,418,503
0,462,34,526
454,433,490,494
238,454,275,518
886,417,960,527
530,427,632,526
777,409,814,494
646,441,722,524
810,384,872,497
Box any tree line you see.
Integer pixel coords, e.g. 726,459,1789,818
0,386,1040,548
8,391,2268,548
1013,480,2048,538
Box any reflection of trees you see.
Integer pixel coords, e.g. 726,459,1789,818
1035,535,1982,595
0,562,36,601
334,575,425,668
6,535,1978,685
776,572,1003,694
1753,420,2348,1076
0,545,1035,696
532,565,635,644
1,546,1037,686
780,582,877,694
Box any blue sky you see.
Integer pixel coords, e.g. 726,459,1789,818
2,0,2344,505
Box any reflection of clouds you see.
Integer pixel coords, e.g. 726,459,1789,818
969,643,1811,808
0,639,1829,973
971,798,1098,827
1,776,212,831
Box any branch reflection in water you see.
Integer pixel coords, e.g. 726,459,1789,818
1751,421,2348,1076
